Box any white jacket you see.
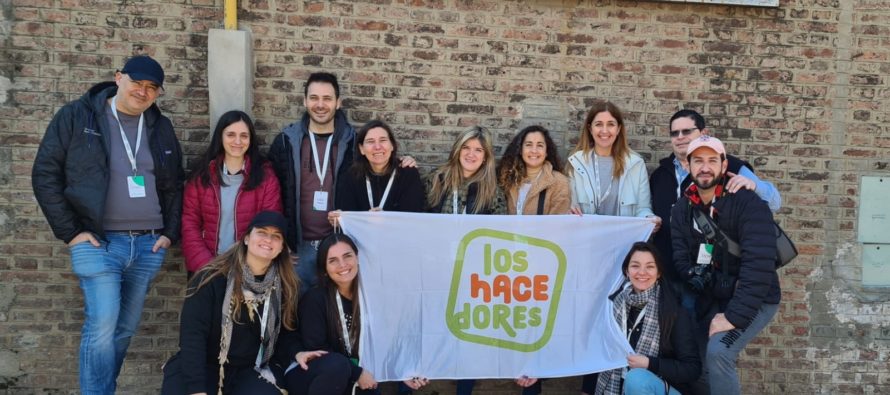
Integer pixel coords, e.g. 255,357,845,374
567,150,654,218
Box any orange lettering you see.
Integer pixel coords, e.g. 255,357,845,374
470,273,491,302
513,275,532,302
533,275,549,301
493,274,511,304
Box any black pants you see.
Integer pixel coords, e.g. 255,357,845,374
284,352,383,395
160,353,281,395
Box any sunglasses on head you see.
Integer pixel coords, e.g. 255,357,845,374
669,127,699,138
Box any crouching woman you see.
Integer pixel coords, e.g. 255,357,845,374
161,211,319,394
284,233,428,394
591,242,701,395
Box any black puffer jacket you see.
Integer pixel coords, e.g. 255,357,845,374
670,185,780,329
649,153,752,281
32,82,184,244
267,110,355,250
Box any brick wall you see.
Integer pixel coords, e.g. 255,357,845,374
2,0,889,393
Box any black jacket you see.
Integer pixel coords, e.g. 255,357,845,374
32,82,184,244
650,154,752,281
639,292,701,392
267,110,355,250
335,167,427,212
670,186,781,329
178,274,302,394
299,287,364,383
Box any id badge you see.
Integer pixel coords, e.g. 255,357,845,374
313,190,329,211
696,243,713,265
127,175,146,198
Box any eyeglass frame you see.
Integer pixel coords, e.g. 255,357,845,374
121,74,164,96
669,127,699,138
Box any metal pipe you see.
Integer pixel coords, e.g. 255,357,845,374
224,0,236,30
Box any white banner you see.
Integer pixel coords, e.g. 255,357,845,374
339,212,654,381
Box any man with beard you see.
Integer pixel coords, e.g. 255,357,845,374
268,72,353,292
650,109,781,284
670,136,780,395
268,72,413,292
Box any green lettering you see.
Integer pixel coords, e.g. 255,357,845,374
473,304,491,328
528,307,542,327
494,248,512,273
493,304,517,337
513,305,528,330
484,243,492,275
512,250,528,272
452,303,472,330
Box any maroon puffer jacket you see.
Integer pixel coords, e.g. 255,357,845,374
181,159,282,272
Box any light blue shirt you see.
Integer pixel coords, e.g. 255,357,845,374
673,157,781,212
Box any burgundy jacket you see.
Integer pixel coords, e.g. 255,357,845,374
181,159,282,272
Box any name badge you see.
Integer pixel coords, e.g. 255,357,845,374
313,190,329,211
696,243,713,265
127,175,146,198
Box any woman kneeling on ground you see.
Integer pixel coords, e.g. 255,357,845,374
588,242,701,394
284,233,429,394
161,211,323,394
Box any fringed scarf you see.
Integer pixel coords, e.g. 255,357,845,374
217,262,285,394
595,283,662,395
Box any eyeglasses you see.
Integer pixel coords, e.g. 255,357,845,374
122,75,162,96
669,127,699,138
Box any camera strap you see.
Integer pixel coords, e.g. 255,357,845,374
691,207,741,257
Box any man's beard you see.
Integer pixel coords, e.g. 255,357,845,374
693,172,723,190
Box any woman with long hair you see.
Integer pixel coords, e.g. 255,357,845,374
161,211,322,394
427,126,505,215
585,242,701,394
182,110,282,277
566,102,660,230
497,125,570,215
284,233,428,394
502,126,571,393
427,125,503,394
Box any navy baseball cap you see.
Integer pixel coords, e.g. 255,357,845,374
121,55,165,88
248,211,288,238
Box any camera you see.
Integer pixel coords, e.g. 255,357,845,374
687,264,713,293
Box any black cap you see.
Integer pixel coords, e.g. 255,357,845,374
121,55,165,88
247,211,288,238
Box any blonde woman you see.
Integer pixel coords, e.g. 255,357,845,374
425,126,504,394
427,126,505,215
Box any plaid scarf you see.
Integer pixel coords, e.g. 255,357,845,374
217,262,284,394
595,282,662,395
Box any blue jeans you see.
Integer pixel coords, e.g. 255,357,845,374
624,368,680,395
704,303,779,395
296,239,320,295
70,232,167,394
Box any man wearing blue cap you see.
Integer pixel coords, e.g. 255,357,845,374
32,55,184,394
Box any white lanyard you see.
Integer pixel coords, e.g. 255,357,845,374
591,153,613,211
110,95,145,174
451,191,467,214
336,292,353,355
366,169,396,210
621,302,648,342
309,132,334,186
